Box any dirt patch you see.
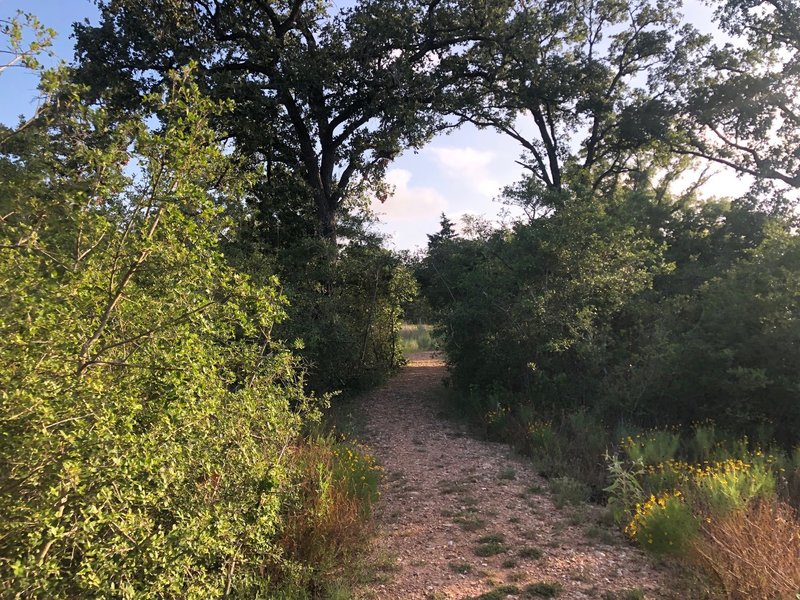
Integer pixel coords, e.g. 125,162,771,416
356,352,683,600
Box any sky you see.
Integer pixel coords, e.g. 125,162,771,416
0,0,751,251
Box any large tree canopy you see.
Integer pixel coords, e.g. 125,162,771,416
448,0,708,196
74,0,503,241
74,0,800,229
671,0,800,193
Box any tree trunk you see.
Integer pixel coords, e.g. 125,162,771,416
314,191,338,244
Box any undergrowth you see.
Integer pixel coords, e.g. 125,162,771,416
605,428,800,597
450,382,800,598
276,434,382,596
693,500,800,599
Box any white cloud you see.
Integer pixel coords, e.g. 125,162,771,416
370,168,447,221
431,146,493,171
429,146,502,198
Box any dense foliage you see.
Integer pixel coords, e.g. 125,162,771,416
230,195,417,393
417,150,800,594
412,0,800,446
0,68,379,598
1,71,270,595
420,163,800,443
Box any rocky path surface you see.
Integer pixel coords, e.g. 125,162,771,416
356,352,680,600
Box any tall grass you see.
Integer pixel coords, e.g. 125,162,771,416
693,500,800,599
276,434,381,596
398,323,436,354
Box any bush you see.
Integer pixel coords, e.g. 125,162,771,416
277,435,381,590
398,323,436,354
550,477,591,508
690,458,775,516
687,422,717,463
258,235,417,394
419,189,667,407
608,434,781,563
622,430,681,465
0,71,328,598
474,541,508,556
604,453,646,526
693,500,800,599
625,492,698,555
634,229,800,446
524,419,558,455
516,411,610,494
524,581,563,597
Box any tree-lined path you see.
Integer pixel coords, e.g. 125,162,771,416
357,352,681,600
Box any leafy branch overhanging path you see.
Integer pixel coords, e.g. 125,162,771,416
358,352,681,600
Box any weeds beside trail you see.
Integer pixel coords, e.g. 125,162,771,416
356,352,694,600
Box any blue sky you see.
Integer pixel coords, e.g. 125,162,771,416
0,1,97,124
1,0,749,251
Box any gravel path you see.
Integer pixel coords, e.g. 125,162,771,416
356,352,682,600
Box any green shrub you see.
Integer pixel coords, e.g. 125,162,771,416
626,492,698,555
690,458,775,516
278,436,381,589
454,513,486,531
448,560,472,574
331,439,381,505
550,476,591,508
399,323,435,354
604,453,645,526
524,581,563,597
608,436,783,562
639,459,692,495
474,541,508,556
501,557,518,568
474,585,520,600
518,546,542,559
269,238,416,394
623,430,681,465
498,467,517,480
523,412,610,494
0,71,332,598
525,420,558,453
522,419,566,477
483,391,514,441
688,422,717,462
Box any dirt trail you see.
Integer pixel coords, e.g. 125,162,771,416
357,352,678,600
